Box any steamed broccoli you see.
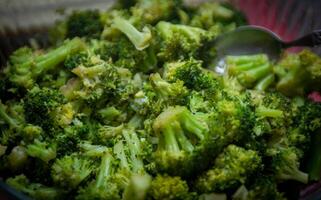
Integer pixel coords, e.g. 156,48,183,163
2,1,321,200
195,145,262,193
148,175,193,200
5,38,85,89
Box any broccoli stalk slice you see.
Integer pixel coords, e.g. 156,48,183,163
0,101,18,128
254,74,275,91
162,125,181,152
113,18,152,50
256,106,283,118
237,63,271,86
122,129,144,172
226,54,268,66
96,152,114,188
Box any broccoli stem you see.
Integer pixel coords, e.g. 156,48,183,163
163,125,180,152
113,18,152,50
238,63,271,86
279,168,308,184
0,101,18,128
96,153,113,188
226,54,268,65
122,129,144,173
254,74,275,91
180,112,206,140
33,38,85,76
256,106,283,118
172,122,194,152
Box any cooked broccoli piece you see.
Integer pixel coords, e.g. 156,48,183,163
195,145,262,193
66,10,104,39
113,17,152,50
6,175,64,200
76,152,121,200
5,38,85,88
266,146,308,184
156,21,212,61
164,59,220,96
7,146,28,171
131,0,183,25
23,87,73,132
148,175,193,200
152,106,214,176
122,174,152,200
26,140,56,163
51,154,94,188
225,54,274,90
274,50,321,96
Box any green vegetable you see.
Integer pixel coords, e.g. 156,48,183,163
1,1,321,200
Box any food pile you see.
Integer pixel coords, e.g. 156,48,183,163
1,0,321,199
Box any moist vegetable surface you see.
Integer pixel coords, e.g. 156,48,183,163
1,0,321,199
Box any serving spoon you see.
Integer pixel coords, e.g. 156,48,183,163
213,26,321,74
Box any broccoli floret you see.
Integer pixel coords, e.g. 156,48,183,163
26,140,57,163
266,146,308,184
190,2,235,29
0,100,20,129
195,145,262,193
164,59,220,96
274,50,321,96
149,73,188,100
233,175,286,200
51,154,94,189
113,17,152,50
148,175,193,200
24,87,72,132
5,38,85,89
7,146,29,171
156,21,212,61
66,10,104,39
152,106,213,176
76,152,121,200
6,175,64,200
131,0,183,25
225,54,274,90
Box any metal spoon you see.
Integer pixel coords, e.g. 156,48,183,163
213,25,321,74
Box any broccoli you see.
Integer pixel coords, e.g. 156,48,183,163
7,146,29,171
23,87,72,132
51,154,94,188
113,17,152,50
148,175,193,200
76,152,121,200
266,146,308,184
164,59,220,96
6,175,64,200
5,38,85,89
274,50,321,96
225,54,274,90
195,145,262,193
66,10,104,39
131,0,183,25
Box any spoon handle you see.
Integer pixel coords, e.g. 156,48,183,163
283,30,321,48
